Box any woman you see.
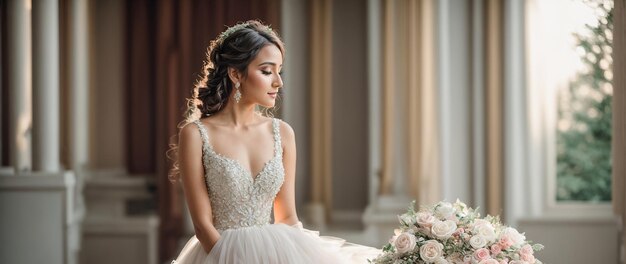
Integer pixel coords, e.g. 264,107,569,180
170,20,381,263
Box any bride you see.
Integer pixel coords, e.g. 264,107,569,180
170,20,381,263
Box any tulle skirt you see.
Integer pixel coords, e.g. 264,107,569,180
172,223,381,264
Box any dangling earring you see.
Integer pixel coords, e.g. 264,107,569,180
234,82,242,103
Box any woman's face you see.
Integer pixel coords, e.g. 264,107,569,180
239,44,283,108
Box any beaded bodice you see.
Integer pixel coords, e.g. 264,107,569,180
192,118,285,231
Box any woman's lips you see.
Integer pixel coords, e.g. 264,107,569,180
268,92,277,98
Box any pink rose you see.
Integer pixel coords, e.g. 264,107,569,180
394,232,417,254
521,253,535,263
473,248,491,261
478,259,500,264
498,235,514,249
491,244,502,255
500,260,508,264
419,240,445,262
520,244,534,255
416,212,437,227
501,227,526,247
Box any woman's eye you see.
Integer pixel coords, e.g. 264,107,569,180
261,70,272,75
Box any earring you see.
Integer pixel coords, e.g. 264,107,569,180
234,82,242,103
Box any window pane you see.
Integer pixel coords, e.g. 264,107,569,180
556,0,613,202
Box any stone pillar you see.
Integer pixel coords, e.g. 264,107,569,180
6,0,32,173
503,0,528,226
69,0,90,171
32,0,61,172
280,0,311,213
66,0,91,262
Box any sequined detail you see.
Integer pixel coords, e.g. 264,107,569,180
192,118,284,231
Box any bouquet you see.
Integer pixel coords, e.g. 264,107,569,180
370,200,543,264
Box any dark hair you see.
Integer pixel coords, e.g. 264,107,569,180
186,20,285,122
169,20,285,182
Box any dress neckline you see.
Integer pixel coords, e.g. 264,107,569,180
194,118,280,182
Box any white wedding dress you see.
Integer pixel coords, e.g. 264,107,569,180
172,118,381,264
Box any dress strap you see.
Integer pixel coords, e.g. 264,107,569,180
192,120,210,151
191,120,212,190
272,118,282,157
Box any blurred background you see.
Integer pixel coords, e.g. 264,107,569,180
0,0,624,263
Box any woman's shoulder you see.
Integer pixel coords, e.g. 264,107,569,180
179,120,203,142
180,120,198,132
273,118,295,143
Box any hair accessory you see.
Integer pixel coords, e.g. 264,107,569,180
219,22,249,40
219,21,274,40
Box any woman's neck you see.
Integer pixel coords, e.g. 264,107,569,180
217,99,258,127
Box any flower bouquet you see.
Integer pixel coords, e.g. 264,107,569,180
370,200,544,264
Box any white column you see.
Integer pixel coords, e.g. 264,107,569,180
67,1,90,262
281,0,311,214
471,0,487,212
503,0,528,226
437,0,472,203
366,0,382,206
32,0,61,172
69,0,90,170
7,0,32,173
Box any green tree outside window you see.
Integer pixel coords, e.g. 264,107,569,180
556,0,613,202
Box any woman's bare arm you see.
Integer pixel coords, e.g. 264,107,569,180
273,120,300,226
179,123,221,253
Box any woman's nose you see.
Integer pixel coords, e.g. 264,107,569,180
274,74,283,88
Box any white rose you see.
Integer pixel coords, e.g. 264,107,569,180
435,202,455,219
469,235,488,249
501,227,526,247
472,219,491,228
416,212,437,227
398,213,416,225
419,240,444,263
393,232,417,254
478,259,500,264
431,220,457,239
473,223,496,242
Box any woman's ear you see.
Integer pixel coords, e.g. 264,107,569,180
227,67,242,85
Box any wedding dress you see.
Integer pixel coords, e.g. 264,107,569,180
172,118,381,264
